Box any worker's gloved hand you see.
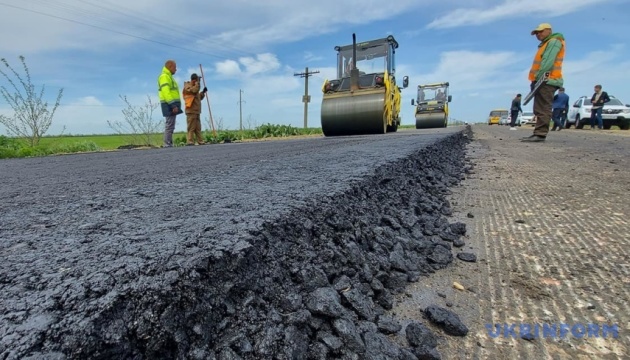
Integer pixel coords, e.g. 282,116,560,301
530,81,536,92
202,87,207,93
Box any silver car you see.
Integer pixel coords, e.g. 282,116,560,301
521,112,535,126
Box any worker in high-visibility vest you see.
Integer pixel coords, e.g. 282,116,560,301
522,23,565,142
182,73,207,145
158,59,183,148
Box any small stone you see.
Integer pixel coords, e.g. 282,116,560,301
437,292,446,299
453,239,465,248
413,345,441,360
587,304,596,310
377,315,402,335
405,321,437,348
424,305,468,336
445,302,453,307
521,332,535,341
456,253,477,262
515,219,526,224
466,213,474,218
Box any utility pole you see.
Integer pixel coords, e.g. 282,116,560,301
237,89,245,131
294,67,319,128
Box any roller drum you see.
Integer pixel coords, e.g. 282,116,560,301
415,112,447,129
321,92,386,136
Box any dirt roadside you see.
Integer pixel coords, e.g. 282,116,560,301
392,126,630,360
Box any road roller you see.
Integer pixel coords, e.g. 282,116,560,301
320,33,409,136
411,82,452,129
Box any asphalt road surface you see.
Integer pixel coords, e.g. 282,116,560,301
1,128,471,359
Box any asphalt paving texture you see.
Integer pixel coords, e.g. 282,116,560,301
1,127,472,359
391,126,629,359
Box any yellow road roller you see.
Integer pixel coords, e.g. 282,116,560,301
320,33,409,136
411,82,452,129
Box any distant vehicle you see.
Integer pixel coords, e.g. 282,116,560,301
488,109,508,125
411,82,451,129
567,95,630,130
499,115,509,125
498,112,521,126
521,111,535,126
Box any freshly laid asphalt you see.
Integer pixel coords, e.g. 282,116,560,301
1,127,471,359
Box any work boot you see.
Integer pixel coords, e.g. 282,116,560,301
521,135,546,142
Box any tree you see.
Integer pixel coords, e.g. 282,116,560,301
107,95,162,147
0,56,63,147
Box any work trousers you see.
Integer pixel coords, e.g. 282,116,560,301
533,83,558,137
163,115,176,147
186,113,204,144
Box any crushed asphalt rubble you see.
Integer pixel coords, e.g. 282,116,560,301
1,127,473,359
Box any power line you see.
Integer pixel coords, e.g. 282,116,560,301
75,0,256,58
0,2,244,60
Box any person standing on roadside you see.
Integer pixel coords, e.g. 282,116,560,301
182,73,207,145
509,94,522,130
551,87,569,131
158,59,183,148
590,84,610,130
521,23,565,142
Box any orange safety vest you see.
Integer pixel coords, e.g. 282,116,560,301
183,91,194,108
529,37,565,81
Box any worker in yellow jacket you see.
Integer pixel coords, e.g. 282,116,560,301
158,59,183,148
182,73,207,145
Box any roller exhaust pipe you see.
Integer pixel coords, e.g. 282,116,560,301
350,33,359,91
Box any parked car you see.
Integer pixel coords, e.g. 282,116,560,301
566,95,630,129
521,111,535,126
488,109,508,125
499,113,523,126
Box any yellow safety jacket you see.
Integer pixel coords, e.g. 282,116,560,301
158,66,182,116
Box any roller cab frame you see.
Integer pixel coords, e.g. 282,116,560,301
320,34,409,136
411,82,451,129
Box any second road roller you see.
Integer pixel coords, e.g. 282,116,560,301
411,82,452,129
320,33,409,136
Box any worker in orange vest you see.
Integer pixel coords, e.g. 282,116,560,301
521,23,565,142
182,73,207,145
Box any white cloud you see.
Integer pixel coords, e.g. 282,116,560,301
240,53,281,75
426,0,609,29
199,0,421,50
303,51,323,62
215,60,243,78
399,50,523,92
215,53,281,79
71,96,104,107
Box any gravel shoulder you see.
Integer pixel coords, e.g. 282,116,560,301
391,126,629,359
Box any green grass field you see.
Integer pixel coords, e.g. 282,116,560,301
38,133,178,150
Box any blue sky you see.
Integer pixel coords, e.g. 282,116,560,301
1,0,630,135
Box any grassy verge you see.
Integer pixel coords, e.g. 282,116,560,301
1,124,323,159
